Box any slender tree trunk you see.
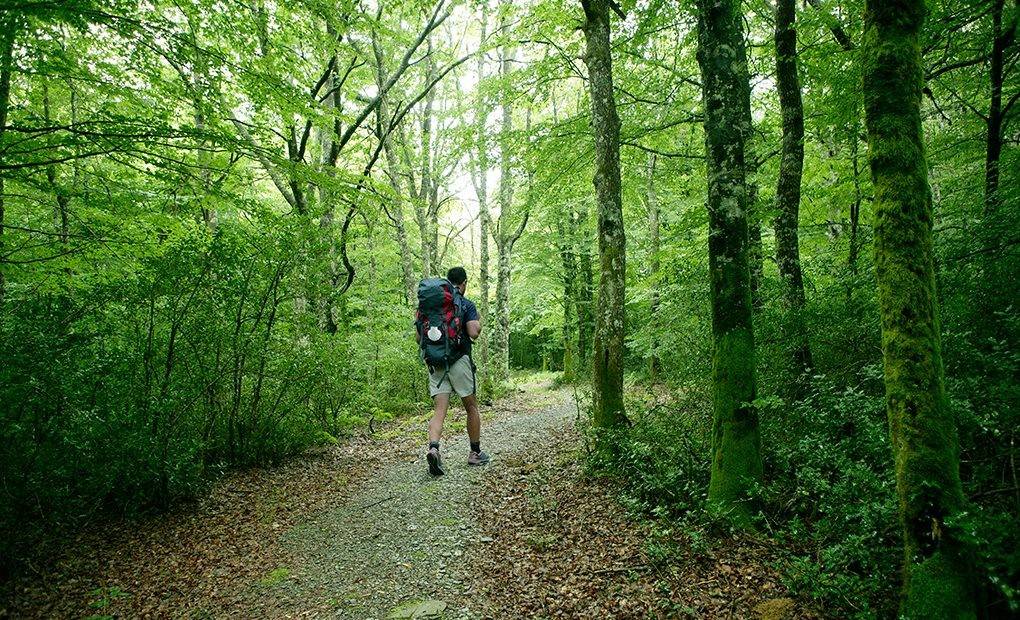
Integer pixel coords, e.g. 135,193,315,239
743,92,763,310
581,0,627,436
42,83,70,247
862,0,976,614
646,153,661,380
575,205,595,369
557,209,577,382
493,246,511,383
379,117,417,304
318,31,343,334
185,15,216,229
413,42,439,278
984,0,1012,216
490,34,515,386
848,124,863,277
696,0,762,524
0,16,16,304
773,0,813,384
474,4,492,376
747,213,763,310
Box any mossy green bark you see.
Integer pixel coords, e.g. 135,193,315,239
862,1,977,616
696,0,763,525
581,0,628,440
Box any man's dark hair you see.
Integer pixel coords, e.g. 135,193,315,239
447,266,467,285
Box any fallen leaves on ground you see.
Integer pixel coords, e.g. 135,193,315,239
466,428,819,619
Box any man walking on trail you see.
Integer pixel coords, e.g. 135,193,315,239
416,267,490,476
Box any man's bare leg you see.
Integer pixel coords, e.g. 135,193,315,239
462,394,480,444
429,392,451,443
462,394,490,465
427,393,451,475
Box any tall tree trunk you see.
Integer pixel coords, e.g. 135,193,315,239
185,13,216,229
318,28,343,334
744,91,763,310
862,0,976,614
474,5,493,377
412,40,440,278
696,0,762,524
773,0,814,384
493,245,511,383
557,209,578,382
581,0,627,436
646,153,661,380
575,204,595,369
0,17,16,304
379,124,416,304
747,210,763,310
373,31,417,304
983,0,1014,216
490,33,515,386
42,82,70,247
848,124,863,277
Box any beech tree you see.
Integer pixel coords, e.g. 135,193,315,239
489,26,531,386
862,0,977,615
580,0,627,437
468,2,493,375
773,0,813,384
695,0,762,523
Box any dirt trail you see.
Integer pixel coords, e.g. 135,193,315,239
241,386,575,619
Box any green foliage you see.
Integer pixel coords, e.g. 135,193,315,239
757,372,899,617
588,387,711,519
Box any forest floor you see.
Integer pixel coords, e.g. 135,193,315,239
2,379,811,619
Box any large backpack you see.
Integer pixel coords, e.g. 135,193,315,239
415,278,467,371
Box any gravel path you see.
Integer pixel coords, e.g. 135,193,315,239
245,387,576,619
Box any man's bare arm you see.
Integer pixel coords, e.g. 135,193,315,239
467,319,481,340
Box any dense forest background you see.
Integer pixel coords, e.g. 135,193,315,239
0,0,1017,616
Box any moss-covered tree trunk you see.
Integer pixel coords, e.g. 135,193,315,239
862,0,977,615
695,0,763,524
581,0,627,435
773,0,814,384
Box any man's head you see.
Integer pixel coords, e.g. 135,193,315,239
447,266,468,294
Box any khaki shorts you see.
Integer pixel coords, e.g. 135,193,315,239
428,354,476,398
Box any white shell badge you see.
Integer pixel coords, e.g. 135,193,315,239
427,326,442,342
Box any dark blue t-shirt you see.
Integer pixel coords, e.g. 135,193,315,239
461,297,479,353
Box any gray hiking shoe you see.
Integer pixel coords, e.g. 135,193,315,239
427,446,445,476
468,450,490,466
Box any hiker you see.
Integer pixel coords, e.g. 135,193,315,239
415,267,490,476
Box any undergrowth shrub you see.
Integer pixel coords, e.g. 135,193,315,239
757,367,899,617
581,382,711,521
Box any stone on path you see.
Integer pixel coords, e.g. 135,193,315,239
387,598,447,619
